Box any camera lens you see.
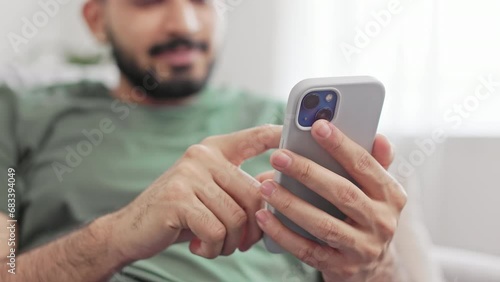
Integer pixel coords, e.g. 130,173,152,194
302,93,320,109
315,107,334,121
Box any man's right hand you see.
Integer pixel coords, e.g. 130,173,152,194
103,125,282,262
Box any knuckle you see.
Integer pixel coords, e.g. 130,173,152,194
278,195,293,212
299,162,313,183
375,217,397,239
362,245,383,262
236,141,257,160
359,201,374,222
336,184,360,206
353,151,373,175
230,209,248,228
317,218,340,242
212,166,234,188
194,209,211,224
298,246,318,268
391,182,408,211
316,218,354,247
256,124,278,145
269,223,284,240
209,224,227,243
325,129,344,152
396,192,408,211
185,144,212,159
208,188,225,202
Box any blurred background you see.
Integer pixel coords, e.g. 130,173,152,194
1,0,499,280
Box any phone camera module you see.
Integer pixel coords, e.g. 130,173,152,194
298,90,337,127
315,107,334,121
302,93,320,109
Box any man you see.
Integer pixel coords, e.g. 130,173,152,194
0,1,438,281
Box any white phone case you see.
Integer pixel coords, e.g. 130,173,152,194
263,76,385,253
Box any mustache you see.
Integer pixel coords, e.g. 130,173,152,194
149,37,209,56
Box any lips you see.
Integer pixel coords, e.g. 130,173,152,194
154,46,201,67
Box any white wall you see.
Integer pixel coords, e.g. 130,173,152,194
393,135,500,256
0,1,95,63
418,137,500,256
210,0,280,95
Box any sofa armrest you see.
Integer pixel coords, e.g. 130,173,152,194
432,246,500,282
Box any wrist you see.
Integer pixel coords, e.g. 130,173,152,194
91,212,135,268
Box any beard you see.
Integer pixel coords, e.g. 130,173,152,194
108,32,214,101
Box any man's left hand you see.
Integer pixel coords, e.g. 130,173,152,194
255,120,407,282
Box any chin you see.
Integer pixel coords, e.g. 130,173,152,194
142,78,207,101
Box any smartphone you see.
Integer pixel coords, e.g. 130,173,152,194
263,76,385,253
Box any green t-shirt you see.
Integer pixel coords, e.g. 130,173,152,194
0,82,320,282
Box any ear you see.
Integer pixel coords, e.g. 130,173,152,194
83,0,108,43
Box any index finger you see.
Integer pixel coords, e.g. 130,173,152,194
310,120,397,200
209,124,282,165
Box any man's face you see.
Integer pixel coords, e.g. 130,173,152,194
99,0,220,100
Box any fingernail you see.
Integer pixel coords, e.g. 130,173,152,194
272,151,291,169
239,245,250,252
316,121,332,138
255,210,269,224
260,181,276,197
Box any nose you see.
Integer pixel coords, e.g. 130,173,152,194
163,0,201,37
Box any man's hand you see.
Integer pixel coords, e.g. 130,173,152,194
107,124,282,262
0,125,282,282
255,120,407,282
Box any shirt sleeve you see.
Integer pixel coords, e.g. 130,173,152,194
0,86,20,217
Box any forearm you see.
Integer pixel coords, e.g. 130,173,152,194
0,215,130,282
